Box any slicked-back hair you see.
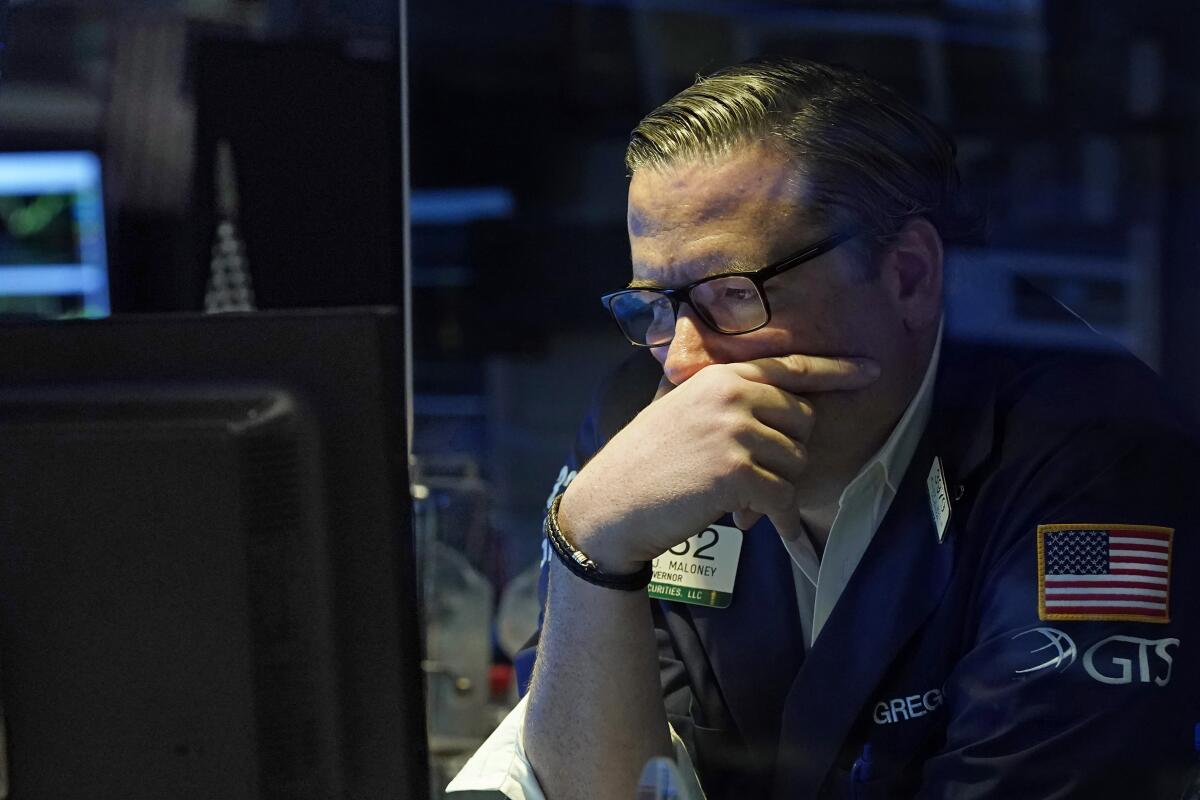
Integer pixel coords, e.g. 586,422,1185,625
626,57,985,254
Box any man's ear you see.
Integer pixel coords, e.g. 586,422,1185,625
879,216,943,333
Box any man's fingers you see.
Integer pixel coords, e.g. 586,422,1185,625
734,353,880,394
745,426,809,485
752,391,815,442
735,506,805,541
732,509,762,531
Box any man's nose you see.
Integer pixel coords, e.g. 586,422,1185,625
656,306,727,385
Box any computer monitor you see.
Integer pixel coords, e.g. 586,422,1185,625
0,308,427,800
0,151,110,319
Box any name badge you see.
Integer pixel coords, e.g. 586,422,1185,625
927,456,952,544
648,524,743,608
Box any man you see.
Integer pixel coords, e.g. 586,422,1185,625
449,58,1200,799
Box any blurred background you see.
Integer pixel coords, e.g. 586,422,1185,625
2,0,1198,794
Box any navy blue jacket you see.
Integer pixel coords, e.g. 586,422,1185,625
516,335,1200,799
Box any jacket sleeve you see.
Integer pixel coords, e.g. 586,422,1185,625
920,384,1200,798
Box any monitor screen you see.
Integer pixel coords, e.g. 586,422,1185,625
0,151,110,319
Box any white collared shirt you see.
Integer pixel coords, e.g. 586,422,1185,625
447,325,944,799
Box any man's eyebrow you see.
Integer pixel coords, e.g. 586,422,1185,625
627,255,759,289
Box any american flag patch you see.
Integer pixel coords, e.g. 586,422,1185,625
1038,524,1174,623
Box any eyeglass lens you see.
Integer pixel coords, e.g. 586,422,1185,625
610,275,768,345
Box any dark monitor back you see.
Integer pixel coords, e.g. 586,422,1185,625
0,309,426,800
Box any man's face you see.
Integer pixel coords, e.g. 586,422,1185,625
626,143,915,502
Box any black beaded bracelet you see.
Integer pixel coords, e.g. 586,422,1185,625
544,493,653,591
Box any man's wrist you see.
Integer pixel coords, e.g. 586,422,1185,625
556,488,646,575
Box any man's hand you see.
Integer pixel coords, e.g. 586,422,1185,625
557,353,880,571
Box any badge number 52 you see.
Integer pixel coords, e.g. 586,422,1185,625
648,524,744,609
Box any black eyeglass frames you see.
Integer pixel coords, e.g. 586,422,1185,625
599,229,860,348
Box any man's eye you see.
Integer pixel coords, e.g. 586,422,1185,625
723,287,753,300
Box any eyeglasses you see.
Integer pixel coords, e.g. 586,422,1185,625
600,229,860,347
